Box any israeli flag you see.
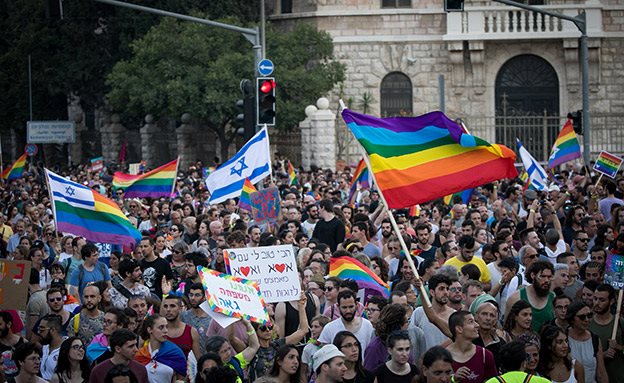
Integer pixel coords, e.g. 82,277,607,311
516,138,549,191
206,127,271,203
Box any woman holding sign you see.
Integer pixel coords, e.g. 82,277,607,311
205,318,260,383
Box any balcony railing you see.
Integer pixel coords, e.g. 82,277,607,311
444,3,602,41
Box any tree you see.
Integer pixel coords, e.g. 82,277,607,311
106,17,345,159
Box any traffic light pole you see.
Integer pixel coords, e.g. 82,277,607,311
94,0,262,76
489,0,591,165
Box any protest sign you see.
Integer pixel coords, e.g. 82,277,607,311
198,267,269,325
593,151,623,179
604,252,624,339
0,260,32,310
250,187,280,224
225,244,300,303
90,157,104,173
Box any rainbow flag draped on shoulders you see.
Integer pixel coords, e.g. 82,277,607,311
1,152,27,181
330,256,389,298
548,119,581,169
287,161,298,186
46,169,141,247
238,177,257,211
342,109,517,209
348,159,371,203
113,158,178,198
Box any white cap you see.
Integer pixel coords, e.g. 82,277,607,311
312,344,345,371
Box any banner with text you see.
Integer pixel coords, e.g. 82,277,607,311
605,252,624,289
224,244,300,303
0,260,32,310
250,187,280,224
198,267,269,325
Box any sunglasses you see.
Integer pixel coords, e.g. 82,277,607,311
576,238,589,242
576,313,593,321
259,324,274,331
325,287,334,292
48,297,63,302
71,344,85,350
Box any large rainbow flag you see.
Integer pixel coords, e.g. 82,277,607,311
330,256,389,298
238,178,257,211
342,109,517,209
113,158,178,198
46,169,141,246
548,119,581,169
348,159,371,202
1,153,27,181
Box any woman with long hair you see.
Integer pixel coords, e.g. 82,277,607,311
370,257,389,283
420,346,454,383
503,300,534,340
364,304,409,371
195,352,222,383
256,344,302,383
134,314,186,383
92,281,112,312
538,325,585,383
594,224,615,250
154,234,171,258
333,331,374,383
50,337,91,383
566,301,608,383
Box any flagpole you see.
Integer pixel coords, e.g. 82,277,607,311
264,124,274,185
338,100,431,308
171,156,180,200
43,169,60,237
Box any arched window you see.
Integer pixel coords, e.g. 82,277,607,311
380,72,413,117
495,54,559,161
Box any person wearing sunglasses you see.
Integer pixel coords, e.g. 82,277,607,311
572,230,591,266
566,300,609,383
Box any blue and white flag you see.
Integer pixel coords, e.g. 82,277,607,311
516,138,549,191
206,127,271,203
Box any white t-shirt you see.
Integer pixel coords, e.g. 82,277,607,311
41,340,65,380
544,239,567,264
319,318,375,352
411,307,450,350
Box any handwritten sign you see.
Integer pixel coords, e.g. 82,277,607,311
198,267,269,325
250,187,280,224
593,151,623,179
605,252,624,289
225,244,300,303
90,157,104,173
0,260,32,310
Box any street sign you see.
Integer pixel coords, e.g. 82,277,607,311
27,121,75,144
25,144,38,157
257,59,274,76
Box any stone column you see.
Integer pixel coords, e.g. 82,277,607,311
100,114,126,164
308,98,336,169
299,104,317,170
176,113,195,170
140,114,159,166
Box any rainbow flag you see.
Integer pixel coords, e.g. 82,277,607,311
113,158,178,198
342,109,517,209
348,159,371,202
287,161,298,186
329,256,389,298
594,151,624,179
548,119,581,169
46,169,141,247
238,178,257,211
443,188,474,206
1,153,27,181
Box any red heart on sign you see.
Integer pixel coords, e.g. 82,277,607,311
240,266,251,276
275,264,286,273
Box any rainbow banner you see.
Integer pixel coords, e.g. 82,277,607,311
46,169,141,246
1,153,27,181
287,161,298,186
238,178,257,211
113,158,178,198
348,159,371,203
593,151,623,179
443,188,474,206
342,109,517,209
548,119,581,169
329,256,389,298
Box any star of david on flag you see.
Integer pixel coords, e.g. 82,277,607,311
516,138,549,191
206,127,272,204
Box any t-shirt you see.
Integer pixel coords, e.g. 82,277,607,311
180,310,213,352
373,362,419,383
89,359,149,383
251,338,285,381
451,346,498,383
319,318,375,352
69,311,104,345
109,283,151,309
589,317,624,383
411,307,451,350
0,337,25,378
69,262,111,300
363,242,382,259
418,246,437,262
445,256,491,283
312,217,346,252
140,257,173,296
41,342,64,380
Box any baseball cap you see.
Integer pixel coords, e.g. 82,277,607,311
524,189,538,200
312,344,345,371
549,184,560,192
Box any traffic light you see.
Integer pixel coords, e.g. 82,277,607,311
569,110,583,135
256,77,276,126
444,0,464,12
236,79,255,141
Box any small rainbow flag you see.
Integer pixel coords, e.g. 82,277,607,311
348,159,371,202
113,158,178,198
329,256,389,298
239,178,257,211
287,161,298,186
548,119,581,169
594,151,624,179
1,153,27,181
443,188,474,206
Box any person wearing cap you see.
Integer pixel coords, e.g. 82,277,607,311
470,294,507,356
312,344,347,383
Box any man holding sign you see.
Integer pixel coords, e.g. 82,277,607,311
589,283,624,383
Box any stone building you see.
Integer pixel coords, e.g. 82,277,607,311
269,0,624,166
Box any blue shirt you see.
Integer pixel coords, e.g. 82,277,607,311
69,261,110,301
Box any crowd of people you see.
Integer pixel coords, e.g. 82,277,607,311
1,159,624,383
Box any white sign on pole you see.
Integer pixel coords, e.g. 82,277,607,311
27,121,75,144
224,244,300,303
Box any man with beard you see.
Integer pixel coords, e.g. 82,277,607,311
138,236,173,297
377,219,393,249
43,287,72,331
572,229,591,266
312,344,347,383
162,295,200,358
412,274,455,349
39,314,67,380
505,261,555,333
414,223,437,262
589,283,624,382
248,225,262,247
180,283,212,352
69,284,105,345
351,222,381,258
109,259,151,309
319,290,375,351
0,311,26,379
445,236,491,291
180,252,209,296
447,280,464,311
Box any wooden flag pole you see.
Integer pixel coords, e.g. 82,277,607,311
612,289,623,340
339,100,432,308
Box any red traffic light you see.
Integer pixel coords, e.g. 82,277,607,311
259,79,276,94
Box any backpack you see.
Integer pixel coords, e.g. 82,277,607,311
76,262,107,291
